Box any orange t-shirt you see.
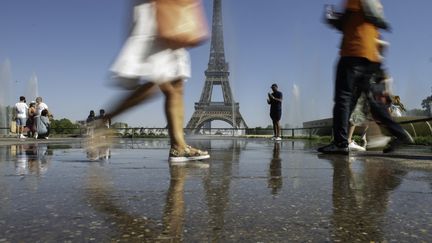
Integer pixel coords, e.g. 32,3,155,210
340,0,380,62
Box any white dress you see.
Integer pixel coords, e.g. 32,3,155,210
110,1,191,86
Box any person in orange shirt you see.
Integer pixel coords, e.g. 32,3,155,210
319,0,412,154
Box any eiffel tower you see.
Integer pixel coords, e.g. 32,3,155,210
186,0,247,134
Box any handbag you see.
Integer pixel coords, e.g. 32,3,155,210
155,0,209,49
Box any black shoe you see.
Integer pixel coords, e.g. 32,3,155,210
382,138,404,153
318,143,349,155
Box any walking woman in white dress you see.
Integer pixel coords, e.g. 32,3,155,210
106,0,209,162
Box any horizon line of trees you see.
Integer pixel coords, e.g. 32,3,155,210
49,92,432,132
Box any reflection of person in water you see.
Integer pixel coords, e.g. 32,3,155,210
268,142,282,195
84,163,191,241
86,145,111,162
321,155,405,242
161,164,186,240
15,144,29,175
14,144,52,176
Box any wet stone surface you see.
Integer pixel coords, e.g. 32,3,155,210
0,138,431,242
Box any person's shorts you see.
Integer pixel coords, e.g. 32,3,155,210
16,118,27,126
270,110,281,121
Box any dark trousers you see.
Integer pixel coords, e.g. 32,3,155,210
332,57,409,147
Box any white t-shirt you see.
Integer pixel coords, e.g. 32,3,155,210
15,102,29,119
36,102,48,116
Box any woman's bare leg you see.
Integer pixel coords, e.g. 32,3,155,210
159,79,187,150
348,125,356,143
106,78,159,119
88,78,159,149
361,125,369,147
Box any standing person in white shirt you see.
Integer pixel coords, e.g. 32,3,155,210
14,96,29,139
34,96,49,138
35,97,48,116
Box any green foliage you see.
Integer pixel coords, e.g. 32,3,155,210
311,136,332,143
405,93,432,116
414,136,432,146
421,95,432,111
51,118,81,134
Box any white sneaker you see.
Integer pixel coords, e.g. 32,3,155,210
19,134,27,139
275,137,282,141
348,141,366,152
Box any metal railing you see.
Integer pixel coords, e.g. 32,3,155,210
1,117,431,138
398,117,432,138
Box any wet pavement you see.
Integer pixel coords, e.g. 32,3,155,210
0,138,431,242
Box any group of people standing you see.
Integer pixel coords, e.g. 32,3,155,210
14,96,51,139
86,109,111,128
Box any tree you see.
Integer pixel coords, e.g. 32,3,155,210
421,95,432,112
51,118,80,134
406,108,428,117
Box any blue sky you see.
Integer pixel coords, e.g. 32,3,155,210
1,0,431,128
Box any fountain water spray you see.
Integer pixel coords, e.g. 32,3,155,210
286,84,303,129
26,73,39,102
